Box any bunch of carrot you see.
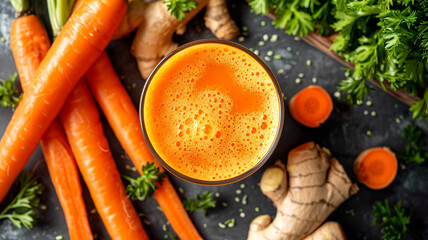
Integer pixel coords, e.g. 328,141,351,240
2,0,203,239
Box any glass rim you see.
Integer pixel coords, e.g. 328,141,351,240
139,39,285,186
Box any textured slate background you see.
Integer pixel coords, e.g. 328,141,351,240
0,0,427,239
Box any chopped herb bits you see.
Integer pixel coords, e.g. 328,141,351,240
262,34,269,41
333,91,341,99
242,195,248,205
311,77,317,84
270,34,278,42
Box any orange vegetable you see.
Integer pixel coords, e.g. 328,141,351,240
353,147,398,189
10,14,93,240
0,0,127,201
86,52,203,240
289,85,333,128
60,80,149,240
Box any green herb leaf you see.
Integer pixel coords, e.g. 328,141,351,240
399,124,427,165
331,0,428,119
183,191,216,216
123,162,166,201
163,0,198,20
248,0,334,37
249,0,269,15
0,171,44,229
372,199,411,240
0,73,22,109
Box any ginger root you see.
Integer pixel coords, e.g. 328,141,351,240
248,142,358,240
204,0,239,39
131,0,209,79
114,0,239,79
303,221,346,240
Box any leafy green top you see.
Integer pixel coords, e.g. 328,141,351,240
10,0,30,14
0,73,22,109
0,171,44,229
47,0,76,37
399,124,427,164
331,0,428,119
183,191,216,216
372,199,411,240
123,162,166,201
163,0,198,20
249,0,335,36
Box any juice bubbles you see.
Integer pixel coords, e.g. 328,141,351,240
142,40,283,183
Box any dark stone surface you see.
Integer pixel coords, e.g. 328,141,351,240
0,0,427,239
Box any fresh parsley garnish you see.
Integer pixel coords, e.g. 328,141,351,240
0,72,22,109
399,124,428,165
372,199,411,240
123,162,166,201
183,191,216,216
163,0,198,20
0,171,44,229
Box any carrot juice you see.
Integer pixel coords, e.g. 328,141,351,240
141,40,284,184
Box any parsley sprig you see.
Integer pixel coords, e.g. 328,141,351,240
183,191,216,216
331,0,428,120
249,0,335,36
372,199,412,240
0,171,44,229
123,162,166,201
399,124,428,165
163,0,198,20
0,73,22,109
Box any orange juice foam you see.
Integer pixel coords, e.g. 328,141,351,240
143,42,281,181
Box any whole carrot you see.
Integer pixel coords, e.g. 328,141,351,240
0,0,127,201
86,52,202,240
10,13,93,240
60,79,149,240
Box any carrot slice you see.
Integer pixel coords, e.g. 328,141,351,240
10,14,93,240
353,147,398,190
0,0,127,201
86,52,203,240
289,85,333,128
60,80,149,240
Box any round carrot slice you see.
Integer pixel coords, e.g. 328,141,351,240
353,147,398,190
289,85,333,128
